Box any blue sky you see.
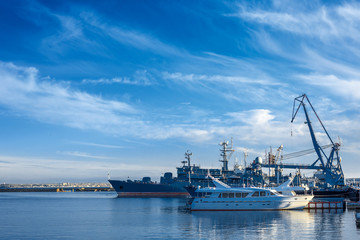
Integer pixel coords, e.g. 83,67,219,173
1,0,360,183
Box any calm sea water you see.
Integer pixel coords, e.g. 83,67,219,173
0,192,359,239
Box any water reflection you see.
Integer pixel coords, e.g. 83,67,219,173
107,198,357,239
1,193,358,239
185,210,315,239
309,209,345,240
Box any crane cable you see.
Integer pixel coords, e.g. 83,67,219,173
280,144,333,160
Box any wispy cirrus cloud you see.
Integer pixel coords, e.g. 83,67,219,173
62,151,120,160
290,47,360,102
41,15,89,54
82,70,155,86
299,47,360,78
79,12,186,57
0,62,299,145
231,2,360,42
0,61,137,133
0,62,221,142
297,74,360,101
161,70,289,105
31,6,106,57
23,1,186,59
225,2,360,104
71,142,124,149
162,72,279,86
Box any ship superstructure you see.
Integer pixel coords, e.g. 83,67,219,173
109,142,238,197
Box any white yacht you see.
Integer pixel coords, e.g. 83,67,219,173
190,177,313,211
271,175,309,196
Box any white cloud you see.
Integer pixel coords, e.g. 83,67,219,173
82,77,128,84
225,3,360,105
80,12,185,57
61,151,120,160
0,62,137,133
0,62,226,142
138,126,214,142
71,142,124,149
336,4,360,24
300,47,360,78
41,13,104,56
226,109,275,125
162,72,278,86
82,70,154,86
235,146,263,158
232,3,360,42
25,2,184,59
297,74,360,100
161,70,286,105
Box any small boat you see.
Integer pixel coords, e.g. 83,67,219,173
189,176,313,211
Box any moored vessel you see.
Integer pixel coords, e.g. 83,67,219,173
108,174,189,198
108,150,220,198
189,177,313,211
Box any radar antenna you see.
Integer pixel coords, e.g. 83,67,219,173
185,150,192,167
219,138,235,172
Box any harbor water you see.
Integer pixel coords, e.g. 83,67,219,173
1,192,360,239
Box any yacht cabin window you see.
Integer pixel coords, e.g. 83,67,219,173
219,192,250,198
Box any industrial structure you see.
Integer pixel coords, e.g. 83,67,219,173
109,94,359,200
259,94,345,189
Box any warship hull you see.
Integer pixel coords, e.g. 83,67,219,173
109,180,190,198
313,187,359,201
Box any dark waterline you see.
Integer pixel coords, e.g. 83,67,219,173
0,192,359,239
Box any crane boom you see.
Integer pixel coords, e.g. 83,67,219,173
291,94,344,188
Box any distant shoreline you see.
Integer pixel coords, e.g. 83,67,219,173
0,182,114,192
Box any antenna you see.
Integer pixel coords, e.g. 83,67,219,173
185,150,192,167
234,156,239,169
243,149,248,166
219,138,235,172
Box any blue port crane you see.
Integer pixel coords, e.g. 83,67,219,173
291,94,345,188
